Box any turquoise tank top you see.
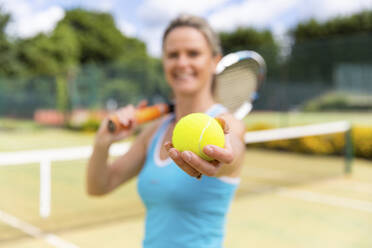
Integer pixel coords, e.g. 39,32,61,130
137,104,239,248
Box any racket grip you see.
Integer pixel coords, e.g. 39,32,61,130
107,103,172,133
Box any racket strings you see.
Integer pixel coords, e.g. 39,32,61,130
216,60,259,113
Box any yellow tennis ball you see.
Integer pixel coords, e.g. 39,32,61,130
172,113,225,161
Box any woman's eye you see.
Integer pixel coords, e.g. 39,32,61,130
188,50,200,57
167,52,178,59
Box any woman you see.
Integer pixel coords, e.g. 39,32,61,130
87,14,245,247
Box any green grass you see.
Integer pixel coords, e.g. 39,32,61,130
1,149,371,247
1,116,372,247
0,159,144,241
0,129,95,151
0,118,41,131
0,118,97,152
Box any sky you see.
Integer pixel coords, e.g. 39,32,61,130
1,0,372,56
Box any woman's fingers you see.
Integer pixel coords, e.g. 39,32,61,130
215,117,230,134
203,134,234,164
169,149,202,178
164,134,235,179
180,151,221,177
164,142,201,178
164,141,173,150
117,105,136,128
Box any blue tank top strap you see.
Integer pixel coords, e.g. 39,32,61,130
205,103,228,118
154,114,174,141
146,114,174,157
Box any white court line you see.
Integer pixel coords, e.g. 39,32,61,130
245,167,372,213
323,180,372,195
247,166,372,194
246,167,308,182
0,142,130,166
277,188,372,213
0,210,79,248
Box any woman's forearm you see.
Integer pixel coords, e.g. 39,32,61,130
86,142,111,195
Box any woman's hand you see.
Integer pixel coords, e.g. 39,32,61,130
95,101,147,148
164,117,234,179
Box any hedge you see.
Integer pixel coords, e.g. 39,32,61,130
246,123,372,160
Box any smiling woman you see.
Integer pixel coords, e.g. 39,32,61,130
162,14,222,98
163,26,216,96
86,13,245,248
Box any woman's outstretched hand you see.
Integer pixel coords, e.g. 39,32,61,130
164,117,234,179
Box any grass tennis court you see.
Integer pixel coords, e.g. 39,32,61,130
0,114,372,247
1,150,372,247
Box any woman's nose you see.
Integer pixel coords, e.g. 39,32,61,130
175,54,189,67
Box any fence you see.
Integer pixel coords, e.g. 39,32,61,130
1,34,372,119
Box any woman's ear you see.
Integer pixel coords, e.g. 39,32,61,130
211,54,222,73
214,54,222,67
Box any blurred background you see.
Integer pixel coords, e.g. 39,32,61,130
0,0,371,248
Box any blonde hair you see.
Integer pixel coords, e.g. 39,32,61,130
162,13,222,56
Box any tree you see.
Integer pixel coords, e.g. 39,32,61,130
219,27,280,77
292,11,372,42
57,8,127,64
288,11,372,84
0,7,167,117
0,8,23,76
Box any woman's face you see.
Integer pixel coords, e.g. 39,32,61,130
163,26,219,96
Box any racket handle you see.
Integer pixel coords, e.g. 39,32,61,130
107,103,173,133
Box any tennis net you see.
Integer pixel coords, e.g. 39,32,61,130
244,120,352,173
235,120,353,198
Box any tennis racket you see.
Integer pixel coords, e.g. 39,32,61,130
107,50,266,132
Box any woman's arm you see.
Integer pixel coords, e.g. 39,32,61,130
86,105,159,196
214,114,246,177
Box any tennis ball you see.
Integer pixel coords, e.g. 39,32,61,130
172,113,225,161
